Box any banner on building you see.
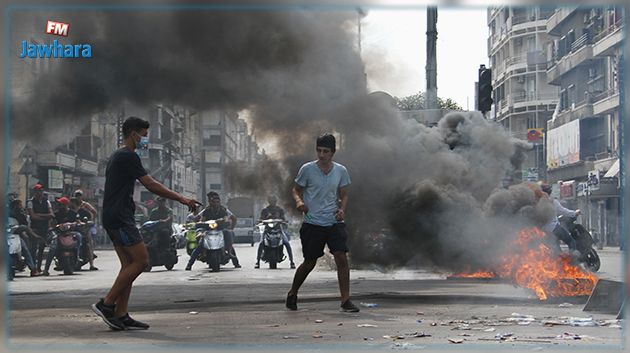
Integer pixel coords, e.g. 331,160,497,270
48,169,63,190
527,128,545,144
521,168,539,182
546,119,580,169
559,180,576,200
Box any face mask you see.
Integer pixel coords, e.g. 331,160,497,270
139,136,149,150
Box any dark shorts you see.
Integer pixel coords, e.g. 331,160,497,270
299,222,349,260
105,225,143,247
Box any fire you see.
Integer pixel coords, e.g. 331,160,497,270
452,227,598,300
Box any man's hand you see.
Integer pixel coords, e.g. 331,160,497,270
296,201,308,213
180,197,202,213
335,209,345,221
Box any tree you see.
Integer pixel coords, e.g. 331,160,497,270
394,91,463,111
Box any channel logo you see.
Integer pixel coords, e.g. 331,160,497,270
19,20,92,59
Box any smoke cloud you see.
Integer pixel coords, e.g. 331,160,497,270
12,9,552,273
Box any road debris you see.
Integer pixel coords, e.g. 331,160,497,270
188,311,199,315
357,324,378,328
283,335,299,339
312,334,323,338
360,302,379,308
315,319,324,323
448,338,464,344
416,311,424,315
363,337,374,341
391,342,425,349
558,303,574,307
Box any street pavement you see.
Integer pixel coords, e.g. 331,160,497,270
4,239,626,352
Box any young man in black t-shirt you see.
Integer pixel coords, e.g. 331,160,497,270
91,117,200,331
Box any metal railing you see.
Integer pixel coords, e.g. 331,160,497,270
571,33,591,52
593,17,625,43
512,92,560,103
593,88,619,102
507,54,528,66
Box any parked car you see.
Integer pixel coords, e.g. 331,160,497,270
232,218,261,246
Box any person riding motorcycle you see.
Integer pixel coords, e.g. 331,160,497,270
540,182,581,255
149,197,174,249
255,195,295,269
8,199,44,277
42,197,82,276
70,197,98,271
185,191,240,270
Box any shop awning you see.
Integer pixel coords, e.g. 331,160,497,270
604,159,619,178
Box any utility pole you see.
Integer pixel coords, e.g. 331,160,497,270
425,6,438,110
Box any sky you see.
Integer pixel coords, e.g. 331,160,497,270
362,7,489,110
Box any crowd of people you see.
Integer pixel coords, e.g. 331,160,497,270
8,186,99,277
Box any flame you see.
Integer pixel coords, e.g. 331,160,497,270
452,227,598,300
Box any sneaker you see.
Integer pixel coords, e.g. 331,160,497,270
30,270,42,277
254,263,260,269
340,299,360,313
42,270,50,276
234,264,242,269
290,262,296,269
89,266,99,271
91,299,125,331
119,313,149,330
286,293,298,311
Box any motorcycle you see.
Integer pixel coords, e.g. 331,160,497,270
257,219,287,269
140,220,178,272
193,219,231,272
558,215,601,272
184,223,199,256
49,221,90,275
7,217,26,280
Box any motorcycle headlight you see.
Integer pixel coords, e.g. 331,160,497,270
209,222,218,229
268,223,275,228
60,223,72,232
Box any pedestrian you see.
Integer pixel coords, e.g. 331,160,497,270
286,133,359,312
25,183,54,271
91,116,200,331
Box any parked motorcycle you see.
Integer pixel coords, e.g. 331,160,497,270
257,219,287,269
7,217,25,280
140,220,178,272
193,219,231,272
49,221,90,275
558,215,601,272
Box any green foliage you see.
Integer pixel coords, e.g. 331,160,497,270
394,91,463,111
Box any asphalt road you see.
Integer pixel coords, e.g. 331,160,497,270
5,240,626,352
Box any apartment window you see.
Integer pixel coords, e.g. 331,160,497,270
527,116,537,129
204,151,221,163
202,130,221,146
210,184,222,190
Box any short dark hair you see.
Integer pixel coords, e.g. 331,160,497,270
316,133,336,152
207,191,220,198
122,116,150,138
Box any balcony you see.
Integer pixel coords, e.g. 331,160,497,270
593,19,624,57
547,6,579,35
512,92,559,109
548,99,593,130
593,89,620,115
75,158,99,175
546,41,593,84
37,151,76,170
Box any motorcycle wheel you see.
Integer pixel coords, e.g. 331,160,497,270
61,257,74,275
209,251,221,272
584,248,601,272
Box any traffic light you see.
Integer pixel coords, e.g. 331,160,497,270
478,65,493,113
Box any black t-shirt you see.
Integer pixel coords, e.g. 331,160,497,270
260,205,285,220
26,197,52,231
76,208,92,222
55,209,78,224
201,206,228,221
102,147,148,229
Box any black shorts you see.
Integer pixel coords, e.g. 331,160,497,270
299,222,349,260
105,225,143,247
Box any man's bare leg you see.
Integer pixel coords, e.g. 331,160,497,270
103,243,149,308
333,251,350,304
288,259,317,295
